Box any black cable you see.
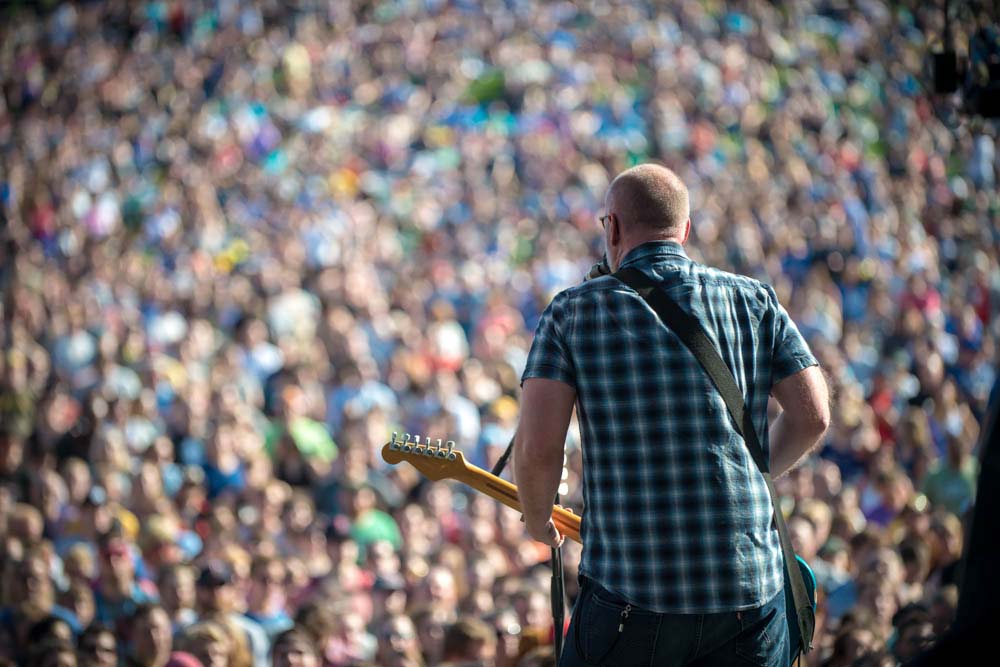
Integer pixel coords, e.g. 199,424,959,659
551,492,566,660
492,435,567,660
490,435,516,477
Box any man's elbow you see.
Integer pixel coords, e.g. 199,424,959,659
784,399,830,440
814,406,832,437
805,402,831,439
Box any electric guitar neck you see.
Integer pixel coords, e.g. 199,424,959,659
381,433,581,543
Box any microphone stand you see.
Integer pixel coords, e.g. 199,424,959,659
492,436,566,661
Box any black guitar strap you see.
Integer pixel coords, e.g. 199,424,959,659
612,267,815,656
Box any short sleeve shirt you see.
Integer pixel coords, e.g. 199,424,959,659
522,241,818,613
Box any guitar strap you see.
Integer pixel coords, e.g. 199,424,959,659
612,267,815,656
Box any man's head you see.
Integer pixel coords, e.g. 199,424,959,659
33,639,77,667
131,603,173,667
158,564,196,616
892,607,934,662
60,581,95,628
195,563,238,614
420,565,458,610
177,621,232,667
603,164,691,270
9,503,44,546
78,625,118,667
376,614,424,667
248,556,287,614
97,531,136,596
441,616,496,665
13,548,55,615
271,629,321,667
0,428,25,474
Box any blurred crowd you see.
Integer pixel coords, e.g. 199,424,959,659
1,0,998,666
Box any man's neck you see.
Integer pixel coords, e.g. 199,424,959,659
613,235,684,270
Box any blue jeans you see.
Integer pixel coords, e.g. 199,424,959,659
559,578,788,667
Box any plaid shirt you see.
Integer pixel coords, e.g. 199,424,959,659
522,241,818,614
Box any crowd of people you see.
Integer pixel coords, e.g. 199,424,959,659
1,0,997,665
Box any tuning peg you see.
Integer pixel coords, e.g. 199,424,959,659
390,432,401,450
444,440,456,460
402,433,413,452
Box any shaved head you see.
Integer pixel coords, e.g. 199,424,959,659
606,164,690,233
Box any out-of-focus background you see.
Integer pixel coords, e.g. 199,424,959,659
0,1,997,666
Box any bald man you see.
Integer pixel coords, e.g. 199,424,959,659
514,164,829,667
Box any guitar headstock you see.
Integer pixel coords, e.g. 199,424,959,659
381,432,470,481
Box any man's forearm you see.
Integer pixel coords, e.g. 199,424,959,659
769,365,831,477
769,410,827,477
513,431,563,528
513,378,576,544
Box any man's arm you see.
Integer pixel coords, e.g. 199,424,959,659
513,378,577,547
769,365,831,477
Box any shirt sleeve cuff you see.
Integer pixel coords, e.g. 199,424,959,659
772,355,819,386
521,364,576,388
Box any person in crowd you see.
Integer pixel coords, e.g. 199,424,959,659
922,434,979,516
270,629,321,667
92,530,158,632
159,564,199,632
0,547,79,660
195,564,268,667
177,621,235,667
890,603,935,664
246,556,294,642
126,604,174,667
375,614,425,667
439,617,498,667
60,580,96,629
78,624,119,667
32,638,79,667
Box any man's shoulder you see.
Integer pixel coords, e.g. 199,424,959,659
537,278,610,313
683,262,774,299
559,274,620,296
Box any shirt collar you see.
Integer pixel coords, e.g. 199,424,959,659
618,241,688,270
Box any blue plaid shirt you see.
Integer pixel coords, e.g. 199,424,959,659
522,241,818,614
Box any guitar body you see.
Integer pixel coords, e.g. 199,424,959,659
786,555,817,665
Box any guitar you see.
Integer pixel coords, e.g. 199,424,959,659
381,432,581,542
381,433,816,665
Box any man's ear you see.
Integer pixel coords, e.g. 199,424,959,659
609,214,622,246
681,218,691,244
